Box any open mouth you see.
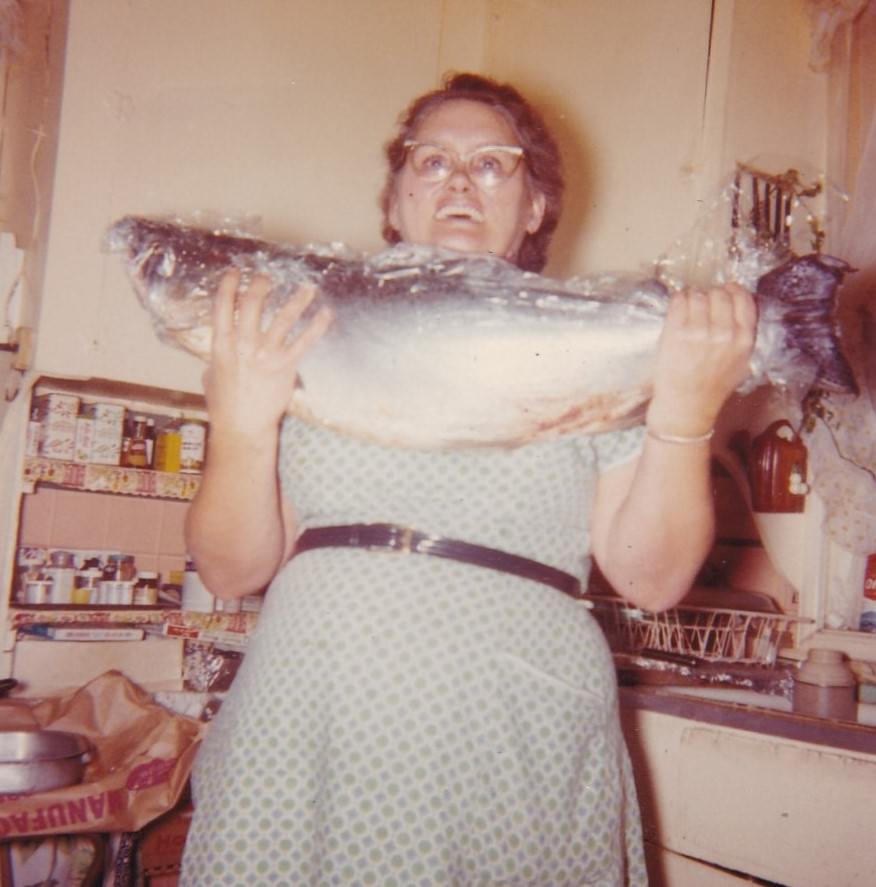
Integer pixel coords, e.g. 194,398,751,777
435,205,485,223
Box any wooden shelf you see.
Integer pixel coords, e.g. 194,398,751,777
23,457,201,500
9,606,259,648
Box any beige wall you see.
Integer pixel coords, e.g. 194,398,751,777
0,1,842,644
29,0,830,395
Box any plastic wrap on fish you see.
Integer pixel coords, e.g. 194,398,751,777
104,215,857,449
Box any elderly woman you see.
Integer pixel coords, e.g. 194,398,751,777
180,73,755,886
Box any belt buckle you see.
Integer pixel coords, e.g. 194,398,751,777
398,526,414,554
385,525,415,555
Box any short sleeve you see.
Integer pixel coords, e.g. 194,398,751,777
583,424,645,474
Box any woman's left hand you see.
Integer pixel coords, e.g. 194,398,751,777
646,283,757,437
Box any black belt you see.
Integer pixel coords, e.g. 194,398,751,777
292,523,581,599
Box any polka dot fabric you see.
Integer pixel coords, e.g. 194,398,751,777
181,420,648,886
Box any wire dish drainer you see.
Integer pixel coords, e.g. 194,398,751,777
582,594,807,666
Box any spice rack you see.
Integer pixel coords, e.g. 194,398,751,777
20,376,208,501
9,377,209,615
22,456,201,501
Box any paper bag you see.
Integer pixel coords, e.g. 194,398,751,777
0,670,204,838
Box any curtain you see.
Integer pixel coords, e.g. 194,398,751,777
803,0,876,626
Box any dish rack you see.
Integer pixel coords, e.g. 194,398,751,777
582,593,807,666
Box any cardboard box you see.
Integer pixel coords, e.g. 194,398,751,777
35,393,79,460
90,402,125,465
73,410,95,463
137,803,193,881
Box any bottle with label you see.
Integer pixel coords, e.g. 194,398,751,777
144,417,156,468
73,569,102,604
126,415,149,469
133,571,160,605
104,553,137,582
154,418,182,473
182,558,215,612
45,550,76,604
179,418,207,473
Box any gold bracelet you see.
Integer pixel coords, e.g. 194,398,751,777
646,426,715,445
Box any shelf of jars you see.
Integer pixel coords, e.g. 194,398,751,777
8,605,258,649
22,456,201,500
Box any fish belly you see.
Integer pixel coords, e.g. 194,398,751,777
290,312,660,448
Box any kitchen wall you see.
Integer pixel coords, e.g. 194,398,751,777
17,488,188,583
0,0,838,643
5,0,828,389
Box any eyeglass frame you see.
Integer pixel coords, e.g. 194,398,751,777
402,140,526,187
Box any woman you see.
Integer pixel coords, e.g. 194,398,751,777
180,74,755,886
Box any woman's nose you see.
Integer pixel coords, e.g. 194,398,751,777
445,166,473,190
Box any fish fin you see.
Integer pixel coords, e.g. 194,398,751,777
755,254,859,396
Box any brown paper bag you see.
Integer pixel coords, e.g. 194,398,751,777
0,670,204,838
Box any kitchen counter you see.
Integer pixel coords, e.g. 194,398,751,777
619,680,876,886
620,683,876,756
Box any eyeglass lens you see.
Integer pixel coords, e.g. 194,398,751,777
406,143,523,187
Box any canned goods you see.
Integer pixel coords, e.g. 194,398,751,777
97,580,134,605
45,567,75,604
24,579,53,604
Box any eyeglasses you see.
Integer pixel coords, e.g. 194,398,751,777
403,140,525,188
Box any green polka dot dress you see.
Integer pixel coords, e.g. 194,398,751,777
181,418,648,886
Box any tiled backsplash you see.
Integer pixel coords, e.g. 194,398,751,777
18,487,189,580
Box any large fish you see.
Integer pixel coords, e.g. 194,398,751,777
104,215,857,449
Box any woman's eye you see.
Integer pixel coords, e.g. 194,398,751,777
471,153,507,178
420,152,450,173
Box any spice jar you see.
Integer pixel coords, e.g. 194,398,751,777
73,569,103,604
104,554,137,582
24,579,53,605
133,571,160,605
125,414,150,469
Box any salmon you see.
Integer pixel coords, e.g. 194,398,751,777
104,215,857,448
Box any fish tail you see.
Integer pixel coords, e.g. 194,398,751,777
755,254,859,395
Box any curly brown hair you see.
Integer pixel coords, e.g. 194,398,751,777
379,72,564,273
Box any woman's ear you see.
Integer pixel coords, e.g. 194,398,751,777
526,191,547,234
387,190,400,232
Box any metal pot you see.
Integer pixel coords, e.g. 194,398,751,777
0,730,93,795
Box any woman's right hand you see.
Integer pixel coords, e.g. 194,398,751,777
203,269,334,435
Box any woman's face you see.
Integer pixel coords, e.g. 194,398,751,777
388,99,546,262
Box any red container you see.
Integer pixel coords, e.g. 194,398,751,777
748,419,808,513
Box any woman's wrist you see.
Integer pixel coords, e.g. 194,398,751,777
645,395,717,442
646,425,714,445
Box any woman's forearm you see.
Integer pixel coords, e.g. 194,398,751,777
592,435,714,611
184,274,330,599
592,282,756,610
184,426,292,598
